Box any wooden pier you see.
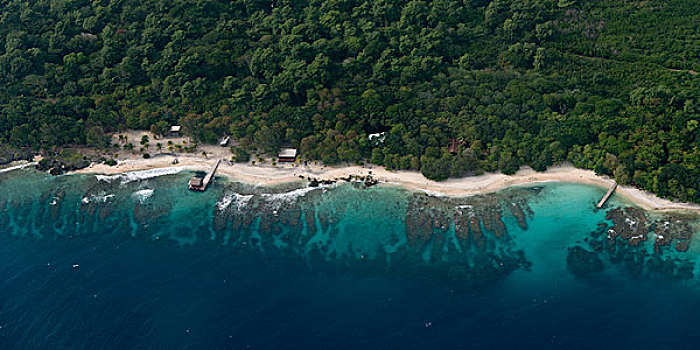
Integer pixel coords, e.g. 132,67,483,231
597,182,617,209
189,159,221,191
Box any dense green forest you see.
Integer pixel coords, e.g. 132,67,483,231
0,0,699,202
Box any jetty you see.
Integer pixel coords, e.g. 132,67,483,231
597,182,617,209
189,159,221,191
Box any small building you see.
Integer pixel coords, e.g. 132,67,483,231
278,148,298,163
368,132,386,145
448,139,459,154
80,32,97,40
219,136,230,147
170,125,182,136
189,177,204,190
188,160,221,192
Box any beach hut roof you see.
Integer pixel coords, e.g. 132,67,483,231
278,148,297,158
171,125,182,132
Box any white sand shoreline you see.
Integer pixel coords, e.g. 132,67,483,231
64,154,700,214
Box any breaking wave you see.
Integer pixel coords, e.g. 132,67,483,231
263,184,333,201
96,167,187,184
260,184,335,209
0,162,36,174
217,193,253,211
132,189,154,203
81,193,115,204
420,189,447,197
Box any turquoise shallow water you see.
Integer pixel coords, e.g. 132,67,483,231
1,168,699,349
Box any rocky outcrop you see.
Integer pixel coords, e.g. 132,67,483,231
36,157,91,175
0,145,34,165
579,207,697,280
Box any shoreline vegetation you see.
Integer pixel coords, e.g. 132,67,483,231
54,154,699,215
3,128,699,214
1,1,700,206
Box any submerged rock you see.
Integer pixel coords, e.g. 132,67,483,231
507,202,528,230
605,207,648,247
567,246,605,276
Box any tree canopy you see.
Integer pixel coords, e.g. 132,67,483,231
0,0,699,202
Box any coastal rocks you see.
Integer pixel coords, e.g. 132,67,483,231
48,190,66,222
453,206,475,241
603,207,695,254
480,206,507,238
132,198,170,226
37,157,91,175
404,191,531,255
212,187,315,250
399,191,532,285
210,182,535,288
404,208,438,248
652,218,694,253
0,145,34,165
566,246,604,276
445,250,529,287
578,208,698,280
305,209,317,235
645,256,695,280
605,207,648,247
507,201,530,230
303,174,378,189
469,215,484,243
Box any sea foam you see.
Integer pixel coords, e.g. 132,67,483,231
132,189,154,203
420,189,447,197
96,167,187,184
262,184,334,204
217,193,253,211
0,162,36,174
81,193,115,204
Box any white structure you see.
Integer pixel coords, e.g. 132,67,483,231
368,132,386,144
219,136,230,147
278,148,298,162
170,125,182,135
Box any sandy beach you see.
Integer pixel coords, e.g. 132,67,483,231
68,148,700,214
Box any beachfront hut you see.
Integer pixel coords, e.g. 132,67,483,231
219,136,230,147
170,125,182,136
189,177,203,190
278,148,297,163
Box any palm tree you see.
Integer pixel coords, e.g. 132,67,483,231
156,142,162,153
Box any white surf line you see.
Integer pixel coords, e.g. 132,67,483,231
0,162,37,174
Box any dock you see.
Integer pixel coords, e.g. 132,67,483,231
597,182,617,208
189,159,221,191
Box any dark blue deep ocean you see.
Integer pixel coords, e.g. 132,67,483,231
1,169,700,349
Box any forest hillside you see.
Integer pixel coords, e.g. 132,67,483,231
0,0,698,202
